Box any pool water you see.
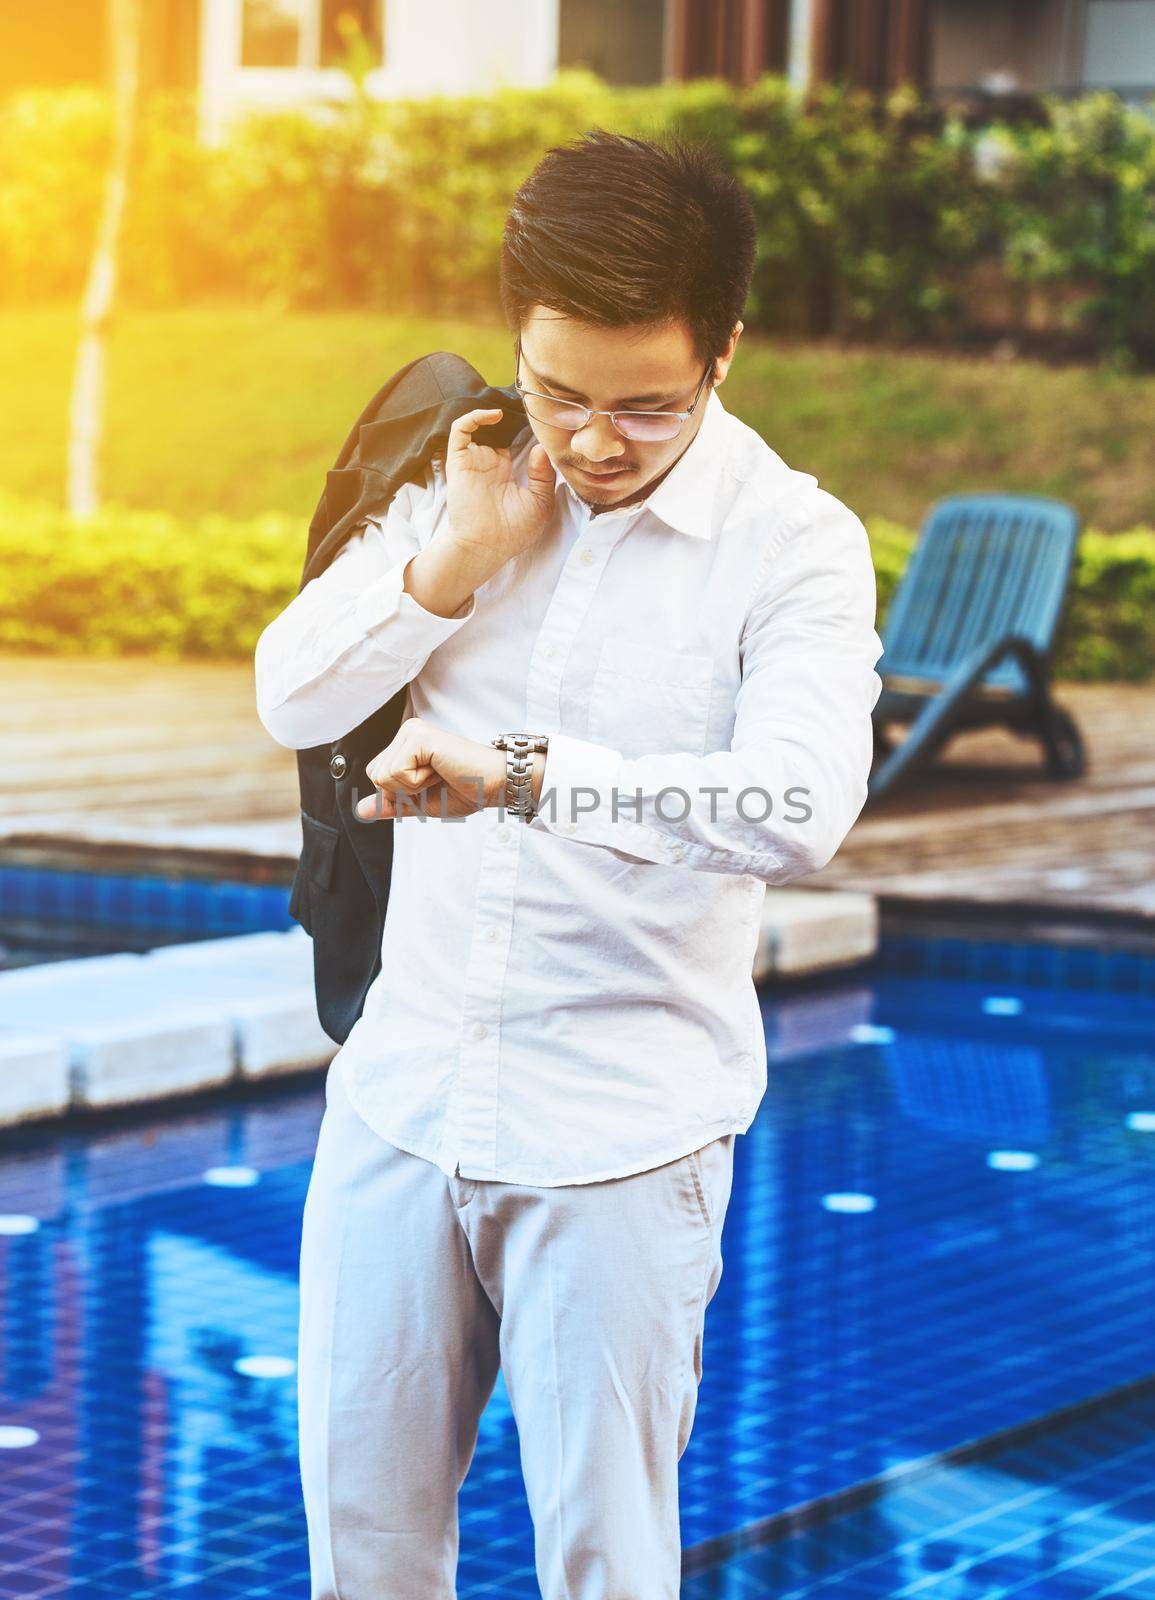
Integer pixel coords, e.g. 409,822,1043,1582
0,863,295,971
1,939,1154,1598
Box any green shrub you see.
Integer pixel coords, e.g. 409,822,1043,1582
0,491,1151,680
0,88,110,301
1058,528,1155,680
987,93,1155,368
3,77,1154,363
0,493,294,659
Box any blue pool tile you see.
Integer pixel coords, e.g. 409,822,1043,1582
0,958,1153,1594
683,1387,1155,1597
871,930,1155,999
0,867,296,964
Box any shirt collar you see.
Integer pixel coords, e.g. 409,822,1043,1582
550,385,727,540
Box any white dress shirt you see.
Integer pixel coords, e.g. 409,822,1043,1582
255,385,884,1185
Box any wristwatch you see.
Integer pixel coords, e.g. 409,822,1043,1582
490,732,549,819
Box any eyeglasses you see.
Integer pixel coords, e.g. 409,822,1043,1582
513,337,714,443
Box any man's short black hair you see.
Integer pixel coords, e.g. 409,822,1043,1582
499,127,756,369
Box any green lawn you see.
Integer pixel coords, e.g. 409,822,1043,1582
5,304,1155,531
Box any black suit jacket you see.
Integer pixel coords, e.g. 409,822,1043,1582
288,350,530,1043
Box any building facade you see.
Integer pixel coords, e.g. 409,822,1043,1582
1,0,1152,143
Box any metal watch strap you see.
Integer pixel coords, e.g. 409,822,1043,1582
490,733,549,819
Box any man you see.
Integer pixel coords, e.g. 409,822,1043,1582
255,128,883,1599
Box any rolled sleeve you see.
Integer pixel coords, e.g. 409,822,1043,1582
254,472,476,750
353,553,475,656
528,490,884,883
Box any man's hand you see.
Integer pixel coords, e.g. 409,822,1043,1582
401,407,556,620
354,717,507,822
443,407,556,570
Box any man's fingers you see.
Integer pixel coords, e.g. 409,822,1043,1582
447,408,504,457
366,725,435,792
366,762,435,793
355,790,391,821
355,784,476,822
355,778,433,820
357,720,490,824
366,724,440,799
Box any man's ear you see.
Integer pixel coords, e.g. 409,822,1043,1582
713,320,744,386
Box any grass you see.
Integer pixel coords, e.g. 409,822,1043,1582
6,303,1155,531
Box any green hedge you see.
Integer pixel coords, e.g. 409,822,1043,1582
3,76,1155,364
0,492,1151,681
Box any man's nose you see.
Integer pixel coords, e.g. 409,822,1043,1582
570,413,627,463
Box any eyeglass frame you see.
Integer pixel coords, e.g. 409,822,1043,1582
513,335,715,442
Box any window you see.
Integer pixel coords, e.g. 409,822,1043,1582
240,0,384,70
558,0,666,86
1084,0,1155,91
241,0,303,66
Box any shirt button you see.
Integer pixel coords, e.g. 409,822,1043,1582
495,824,511,842
579,548,595,566
471,1022,488,1041
542,642,558,661
483,926,499,942
563,821,578,835
669,843,687,861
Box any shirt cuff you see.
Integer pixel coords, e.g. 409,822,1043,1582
528,732,690,866
527,731,793,877
352,554,476,662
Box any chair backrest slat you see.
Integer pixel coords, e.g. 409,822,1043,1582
881,494,1080,696
943,504,1007,670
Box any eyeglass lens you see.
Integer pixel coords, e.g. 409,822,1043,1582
520,394,683,442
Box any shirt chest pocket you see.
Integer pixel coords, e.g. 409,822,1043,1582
586,638,715,759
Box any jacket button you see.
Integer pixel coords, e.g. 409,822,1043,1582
329,753,347,779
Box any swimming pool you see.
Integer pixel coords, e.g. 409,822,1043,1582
0,859,295,970
1,933,1153,1597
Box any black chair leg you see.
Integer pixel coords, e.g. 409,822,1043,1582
1039,700,1087,779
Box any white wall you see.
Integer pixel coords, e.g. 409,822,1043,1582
198,0,560,145
386,0,558,96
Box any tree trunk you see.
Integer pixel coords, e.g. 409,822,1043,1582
67,0,142,520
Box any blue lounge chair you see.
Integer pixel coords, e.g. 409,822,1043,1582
869,493,1086,800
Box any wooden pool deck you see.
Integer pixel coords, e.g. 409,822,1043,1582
1,654,1151,932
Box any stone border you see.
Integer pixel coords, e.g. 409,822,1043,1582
0,931,335,1127
0,891,877,1128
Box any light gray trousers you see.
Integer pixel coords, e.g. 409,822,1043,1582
297,1053,736,1599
